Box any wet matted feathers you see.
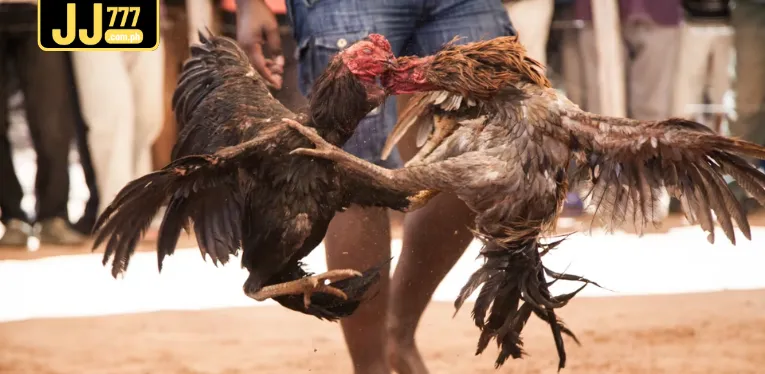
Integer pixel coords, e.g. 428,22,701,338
290,33,765,370
92,31,419,322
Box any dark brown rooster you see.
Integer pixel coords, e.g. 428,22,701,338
283,35,765,369
91,33,431,321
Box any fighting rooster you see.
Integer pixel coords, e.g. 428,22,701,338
92,33,429,320
284,35,765,368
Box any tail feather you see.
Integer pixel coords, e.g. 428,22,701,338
93,171,177,277
455,236,595,370
92,155,243,278
157,196,190,270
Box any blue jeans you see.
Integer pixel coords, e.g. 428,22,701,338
287,0,515,168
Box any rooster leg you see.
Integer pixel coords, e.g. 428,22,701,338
247,269,363,308
284,117,439,209
213,124,287,159
405,189,440,211
285,118,423,189
283,118,439,212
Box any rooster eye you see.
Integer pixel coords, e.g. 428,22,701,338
363,48,373,55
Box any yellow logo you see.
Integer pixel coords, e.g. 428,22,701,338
38,0,159,51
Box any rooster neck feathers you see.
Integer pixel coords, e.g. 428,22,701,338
394,36,551,100
307,59,382,145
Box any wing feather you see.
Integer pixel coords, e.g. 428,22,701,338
564,112,765,244
94,32,286,276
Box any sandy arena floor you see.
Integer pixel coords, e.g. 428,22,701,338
0,290,763,374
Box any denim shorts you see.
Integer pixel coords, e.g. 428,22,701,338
286,0,515,169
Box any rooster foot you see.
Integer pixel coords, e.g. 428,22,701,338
283,118,343,161
283,118,426,200
248,269,363,309
406,189,440,211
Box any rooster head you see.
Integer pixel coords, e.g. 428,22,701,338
337,34,395,101
340,34,394,78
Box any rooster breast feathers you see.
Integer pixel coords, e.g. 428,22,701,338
93,32,295,277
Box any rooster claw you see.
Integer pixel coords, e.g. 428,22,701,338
246,268,364,309
283,118,330,147
284,117,341,160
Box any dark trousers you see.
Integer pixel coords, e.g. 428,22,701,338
0,4,75,224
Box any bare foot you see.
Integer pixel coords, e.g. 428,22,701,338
387,336,429,374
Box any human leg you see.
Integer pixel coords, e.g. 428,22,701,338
503,0,554,65
71,52,135,214
185,0,216,45
386,3,513,373
559,21,586,107
624,22,680,120
727,1,765,207
287,1,418,372
67,51,101,235
672,22,713,121
576,25,601,114
0,34,26,224
15,24,84,244
127,44,166,178
154,4,188,169
708,24,733,133
730,1,765,146
0,30,31,246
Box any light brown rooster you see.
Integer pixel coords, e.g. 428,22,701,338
283,35,765,370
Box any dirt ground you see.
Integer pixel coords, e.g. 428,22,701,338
2,212,765,373
0,290,763,374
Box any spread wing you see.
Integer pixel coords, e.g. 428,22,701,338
94,32,294,277
564,110,765,244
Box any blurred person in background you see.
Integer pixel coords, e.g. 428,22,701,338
547,0,587,216
575,0,681,220
71,10,166,217
0,0,85,247
576,0,681,119
153,0,189,171
67,52,101,236
668,0,732,214
236,0,514,373
729,0,765,209
731,0,765,148
503,0,554,66
157,0,221,167
672,0,732,133
554,0,585,107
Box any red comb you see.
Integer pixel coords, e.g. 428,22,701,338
368,34,391,52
